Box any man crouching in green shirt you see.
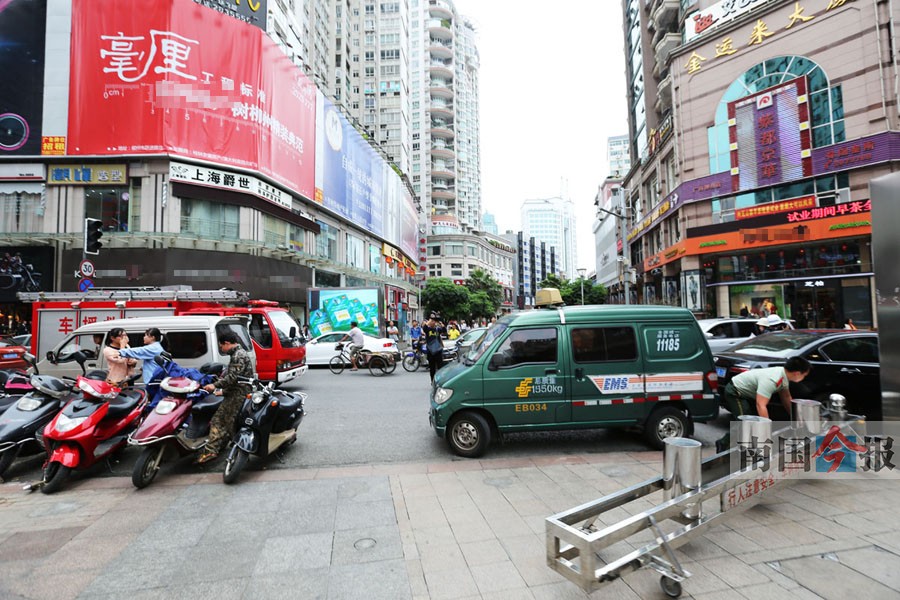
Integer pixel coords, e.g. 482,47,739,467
715,356,811,453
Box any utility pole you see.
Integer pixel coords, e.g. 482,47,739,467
577,268,586,305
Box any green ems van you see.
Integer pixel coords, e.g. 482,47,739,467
428,305,719,457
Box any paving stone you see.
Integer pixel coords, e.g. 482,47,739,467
737,581,827,600
243,569,327,599
337,476,392,503
0,526,85,561
418,542,467,574
172,537,264,584
700,555,773,587
529,581,594,599
777,553,900,599
470,559,528,594
333,498,397,531
170,577,250,600
405,558,429,597
422,565,480,600
834,545,900,592
82,546,192,595
327,558,412,600
459,538,508,567
331,525,402,566
253,531,334,574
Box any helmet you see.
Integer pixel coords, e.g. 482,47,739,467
765,315,785,327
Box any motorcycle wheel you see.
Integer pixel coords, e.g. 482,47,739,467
368,356,390,377
0,447,18,479
402,355,420,372
223,445,249,485
132,445,165,489
328,356,345,374
41,462,71,495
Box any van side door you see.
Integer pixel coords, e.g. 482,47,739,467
569,325,644,426
481,327,568,427
640,323,716,420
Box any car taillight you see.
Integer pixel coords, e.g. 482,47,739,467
382,342,393,348
705,371,718,392
729,366,749,375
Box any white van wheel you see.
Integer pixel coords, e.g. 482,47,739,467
644,407,689,450
448,412,490,458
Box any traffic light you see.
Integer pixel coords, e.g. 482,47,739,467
84,218,103,255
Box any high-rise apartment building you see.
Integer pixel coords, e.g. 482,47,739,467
607,134,631,177
521,197,576,279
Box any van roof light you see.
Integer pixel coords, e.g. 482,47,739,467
534,288,564,308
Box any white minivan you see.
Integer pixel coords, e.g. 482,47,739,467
36,316,256,380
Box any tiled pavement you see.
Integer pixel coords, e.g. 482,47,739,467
1,452,899,599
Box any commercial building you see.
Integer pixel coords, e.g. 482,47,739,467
620,0,886,326
0,0,420,329
521,197,576,280
504,232,560,310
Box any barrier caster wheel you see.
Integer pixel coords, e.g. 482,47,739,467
660,576,682,598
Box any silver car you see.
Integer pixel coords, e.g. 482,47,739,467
697,317,759,353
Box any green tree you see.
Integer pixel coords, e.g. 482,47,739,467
538,274,609,305
465,268,502,316
468,291,494,321
421,277,471,321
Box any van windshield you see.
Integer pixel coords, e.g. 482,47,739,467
268,310,302,346
464,323,507,365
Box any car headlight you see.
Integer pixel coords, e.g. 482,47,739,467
155,400,177,415
433,387,454,405
55,414,87,433
251,391,265,405
17,395,42,411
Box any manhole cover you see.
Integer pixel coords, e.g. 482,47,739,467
354,538,377,550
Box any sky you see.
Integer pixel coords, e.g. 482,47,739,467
451,1,629,274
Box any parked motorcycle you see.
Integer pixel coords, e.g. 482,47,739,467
0,354,73,480
34,362,146,494
128,355,224,488
222,377,305,484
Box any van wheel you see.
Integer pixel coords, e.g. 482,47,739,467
644,406,690,450
447,412,490,458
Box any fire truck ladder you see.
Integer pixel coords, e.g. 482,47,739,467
17,288,251,303
545,404,866,598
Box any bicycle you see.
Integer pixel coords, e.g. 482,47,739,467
328,343,396,376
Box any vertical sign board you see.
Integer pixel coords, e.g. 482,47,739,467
870,173,900,420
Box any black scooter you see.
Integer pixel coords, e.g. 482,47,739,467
222,377,305,484
0,353,77,480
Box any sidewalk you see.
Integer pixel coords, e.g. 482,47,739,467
1,451,899,600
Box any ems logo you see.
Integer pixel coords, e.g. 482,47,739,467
756,92,773,110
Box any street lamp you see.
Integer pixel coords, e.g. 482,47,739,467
597,206,632,305
577,268,586,305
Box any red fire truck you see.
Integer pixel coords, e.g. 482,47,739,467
18,289,307,384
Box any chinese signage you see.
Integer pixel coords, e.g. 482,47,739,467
785,199,871,223
729,78,812,192
736,195,816,220
684,0,770,43
627,199,671,242
192,0,266,30
68,0,316,200
647,113,673,158
169,161,291,209
382,243,415,272
41,136,67,156
47,164,128,185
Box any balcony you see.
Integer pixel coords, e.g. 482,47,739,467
428,0,453,19
431,163,456,179
429,79,453,98
428,38,453,59
430,99,454,118
429,60,453,78
431,141,455,159
654,32,680,68
651,0,680,34
427,18,453,40
432,185,456,200
655,72,672,113
429,123,455,139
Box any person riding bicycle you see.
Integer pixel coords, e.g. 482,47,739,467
340,321,365,372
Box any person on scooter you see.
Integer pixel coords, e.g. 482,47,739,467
103,327,136,388
196,332,253,464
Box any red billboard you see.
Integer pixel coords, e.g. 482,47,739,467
67,0,316,200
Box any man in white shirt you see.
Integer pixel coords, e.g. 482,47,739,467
341,321,365,371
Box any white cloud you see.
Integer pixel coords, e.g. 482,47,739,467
452,0,629,274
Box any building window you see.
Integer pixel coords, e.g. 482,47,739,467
180,198,239,239
0,191,42,233
315,220,339,260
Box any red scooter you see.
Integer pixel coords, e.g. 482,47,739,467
36,375,147,494
128,356,223,488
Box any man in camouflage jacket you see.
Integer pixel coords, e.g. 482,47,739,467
197,331,254,464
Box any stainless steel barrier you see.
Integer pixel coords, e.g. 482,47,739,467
545,409,865,598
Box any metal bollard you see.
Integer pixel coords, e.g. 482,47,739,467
737,415,772,467
663,437,703,520
829,394,848,421
792,399,822,436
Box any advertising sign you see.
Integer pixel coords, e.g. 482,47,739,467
47,164,128,185
314,92,385,238
307,287,383,337
169,161,291,209
684,0,770,43
192,0,266,30
0,246,52,303
729,78,812,192
0,0,47,155
67,0,316,200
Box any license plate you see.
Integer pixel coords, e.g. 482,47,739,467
716,367,726,378
3,353,17,359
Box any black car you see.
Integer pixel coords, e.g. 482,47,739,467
713,329,881,420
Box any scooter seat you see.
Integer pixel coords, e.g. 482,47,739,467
273,390,302,412
105,390,143,420
191,395,223,415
